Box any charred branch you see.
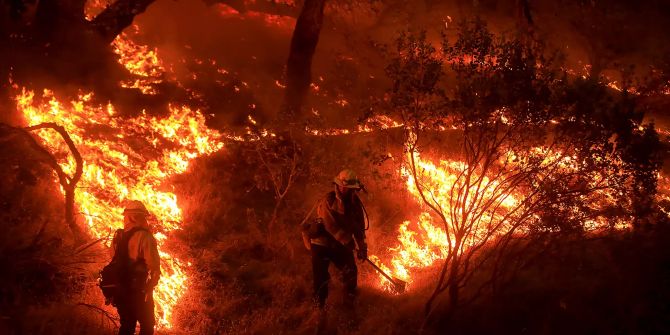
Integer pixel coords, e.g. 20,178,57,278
90,0,157,43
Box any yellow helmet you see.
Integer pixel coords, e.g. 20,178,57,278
123,200,149,216
333,169,361,189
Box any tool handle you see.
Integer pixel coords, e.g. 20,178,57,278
365,258,396,283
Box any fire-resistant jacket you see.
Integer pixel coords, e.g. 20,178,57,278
311,190,366,249
111,224,161,289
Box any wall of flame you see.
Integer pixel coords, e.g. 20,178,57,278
16,88,223,328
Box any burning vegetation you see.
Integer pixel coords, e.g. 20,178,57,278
1,0,670,334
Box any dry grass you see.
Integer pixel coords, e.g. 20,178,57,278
4,127,669,335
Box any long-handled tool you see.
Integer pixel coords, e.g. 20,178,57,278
365,258,407,294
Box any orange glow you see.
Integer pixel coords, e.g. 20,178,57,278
112,27,165,95
370,152,520,290
372,143,638,291
215,4,296,30
16,88,223,328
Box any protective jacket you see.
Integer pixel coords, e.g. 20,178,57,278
111,223,161,288
311,190,366,250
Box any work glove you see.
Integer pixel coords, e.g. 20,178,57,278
356,247,367,261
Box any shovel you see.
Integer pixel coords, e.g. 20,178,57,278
364,258,407,294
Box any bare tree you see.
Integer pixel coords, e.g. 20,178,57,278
253,136,301,239
0,123,84,239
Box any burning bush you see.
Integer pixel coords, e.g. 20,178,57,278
375,20,663,324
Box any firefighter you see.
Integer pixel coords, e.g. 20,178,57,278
112,200,161,335
303,169,368,309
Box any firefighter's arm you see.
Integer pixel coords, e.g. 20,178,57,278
141,234,161,288
354,232,367,260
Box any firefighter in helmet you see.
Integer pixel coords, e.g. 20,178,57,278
112,200,161,335
302,169,368,309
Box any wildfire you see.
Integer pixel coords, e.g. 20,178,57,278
16,88,223,328
373,144,637,291
112,28,166,95
306,115,404,136
370,152,520,290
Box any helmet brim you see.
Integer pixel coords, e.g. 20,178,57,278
123,208,149,216
333,177,360,189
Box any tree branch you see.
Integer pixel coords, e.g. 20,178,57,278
1,123,84,239
90,0,158,43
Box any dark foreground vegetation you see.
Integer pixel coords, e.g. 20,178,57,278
2,0,670,334
2,133,670,334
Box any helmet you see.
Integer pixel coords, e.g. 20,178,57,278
123,200,149,216
333,169,361,189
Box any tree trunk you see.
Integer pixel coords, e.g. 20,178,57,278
281,0,326,124
446,255,461,312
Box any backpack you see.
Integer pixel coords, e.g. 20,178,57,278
99,227,149,306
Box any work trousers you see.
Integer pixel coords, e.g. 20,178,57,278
117,291,155,335
311,243,358,308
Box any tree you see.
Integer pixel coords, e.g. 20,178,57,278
383,20,662,326
0,122,83,239
1,0,159,93
4,0,157,44
281,0,327,125
250,134,301,241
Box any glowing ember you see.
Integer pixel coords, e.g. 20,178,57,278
215,4,296,30
16,88,224,328
84,0,113,20
112,27,165,95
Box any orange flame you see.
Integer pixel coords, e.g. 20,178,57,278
373,139,650,291
112,29,166,95
16,88,223,328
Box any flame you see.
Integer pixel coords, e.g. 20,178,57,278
374,145,634,291
84,0,113,20
16,88,223,328
112,27,165,95
305,115,404,136
370,152,520,290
